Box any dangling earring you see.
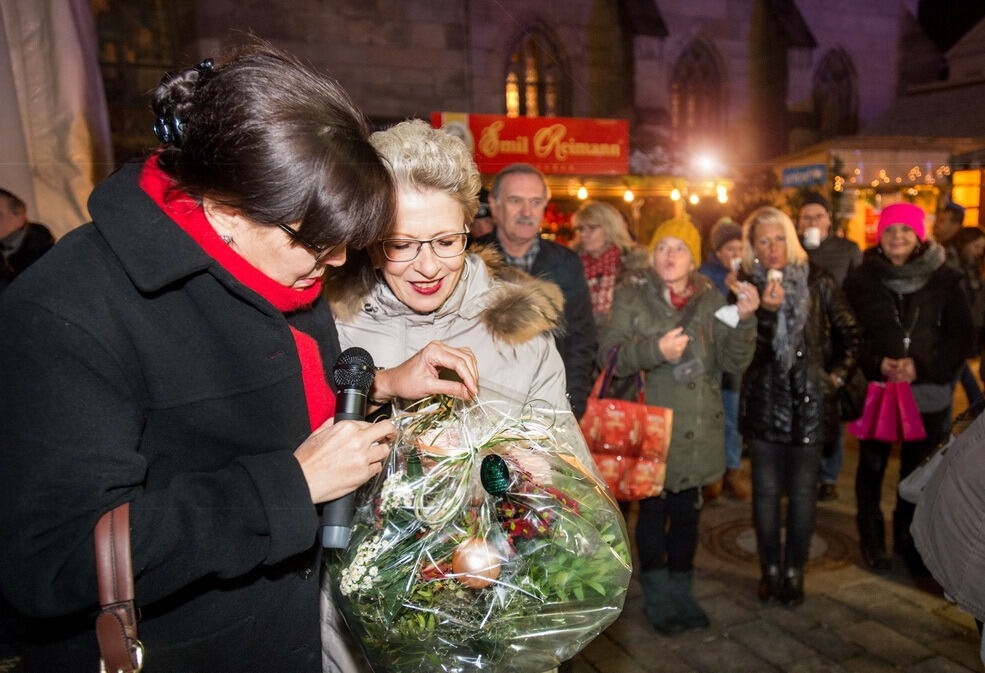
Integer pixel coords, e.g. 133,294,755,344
220,234,233,244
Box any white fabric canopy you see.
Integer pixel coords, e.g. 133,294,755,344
0,0,112,238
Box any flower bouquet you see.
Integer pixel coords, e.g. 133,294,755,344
332,395,632,673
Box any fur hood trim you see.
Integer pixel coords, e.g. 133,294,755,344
324,244,564,345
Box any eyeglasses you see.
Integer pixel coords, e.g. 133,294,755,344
381,232,469,262
276,222,338,261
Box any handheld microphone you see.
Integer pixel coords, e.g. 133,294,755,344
321,347,376,549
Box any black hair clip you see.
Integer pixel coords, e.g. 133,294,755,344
152,110,185,147
152,58,214,147
194,58,215,75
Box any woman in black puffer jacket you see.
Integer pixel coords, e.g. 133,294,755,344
843,203,973,576
738,206,861,607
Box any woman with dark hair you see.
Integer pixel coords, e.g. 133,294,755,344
0,44,477,673
844,203,973,575
739,206,860,606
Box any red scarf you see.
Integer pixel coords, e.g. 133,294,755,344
668,281,695,310
580,244,622,319
139,157,335,430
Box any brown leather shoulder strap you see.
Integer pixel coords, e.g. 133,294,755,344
95,502,142,673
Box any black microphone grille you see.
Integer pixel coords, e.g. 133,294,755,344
333,347,375,391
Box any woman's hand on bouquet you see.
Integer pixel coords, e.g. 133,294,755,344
295,418,395,504
658,327,689,362
371,341,479,403
733,281,760,320
760,280,785,311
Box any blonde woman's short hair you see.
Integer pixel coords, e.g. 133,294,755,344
571,201,634,252
370,119,481,224
741,206,808,272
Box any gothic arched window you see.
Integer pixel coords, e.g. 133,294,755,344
505,30,569,118
671,39,724,148
813,48,858,138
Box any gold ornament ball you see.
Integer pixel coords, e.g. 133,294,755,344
452,538,502,589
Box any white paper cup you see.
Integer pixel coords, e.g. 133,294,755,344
803,227,821,249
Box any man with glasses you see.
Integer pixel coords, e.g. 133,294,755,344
797,191,862,502
476,163,596,419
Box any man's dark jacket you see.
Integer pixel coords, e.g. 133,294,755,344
0,163,331,672
739,264,861,445
804,234,861,286
476,233,596,417
0,221,54,290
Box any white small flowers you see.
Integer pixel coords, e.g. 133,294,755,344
339,534,384,596
379,472,414,511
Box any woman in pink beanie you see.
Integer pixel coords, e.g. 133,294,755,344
843,202,974,575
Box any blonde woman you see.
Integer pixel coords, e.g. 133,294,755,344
738,207,860,606
571,201,638,325
321,120,576,671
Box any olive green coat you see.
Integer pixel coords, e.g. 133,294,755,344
598,270,756,493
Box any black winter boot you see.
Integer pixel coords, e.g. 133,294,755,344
780,566,805,607
758,564,781,603
667,570,710,630
640,569,685,635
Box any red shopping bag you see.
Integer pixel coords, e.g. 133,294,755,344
893,381,927,441
846,382,886,440
581,347,673,501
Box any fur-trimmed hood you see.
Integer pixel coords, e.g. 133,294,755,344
324,245,564,345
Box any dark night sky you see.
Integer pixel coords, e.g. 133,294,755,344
918,0,985,50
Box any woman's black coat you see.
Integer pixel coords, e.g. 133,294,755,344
843,246,973,386
739,263,861,446
0,163,334,672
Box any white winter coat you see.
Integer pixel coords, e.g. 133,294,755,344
319,249,572,673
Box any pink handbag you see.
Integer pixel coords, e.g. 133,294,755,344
847,381,927,442
893,381,927,441
846,382,885,440
873,382,900,442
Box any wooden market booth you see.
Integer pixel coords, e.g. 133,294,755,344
431,112,733,247
770,136,985,249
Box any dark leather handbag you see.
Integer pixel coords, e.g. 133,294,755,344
838,366,868,422
95,502,143,673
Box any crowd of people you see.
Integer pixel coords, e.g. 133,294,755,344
1,40,983,672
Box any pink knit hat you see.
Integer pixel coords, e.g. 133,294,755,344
877,203,926,241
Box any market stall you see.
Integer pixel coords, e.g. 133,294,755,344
771,136,985,247
431,112,732,246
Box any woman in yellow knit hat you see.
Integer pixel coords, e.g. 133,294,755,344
599,215,760,634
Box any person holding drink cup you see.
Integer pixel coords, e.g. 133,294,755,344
738,206,861,606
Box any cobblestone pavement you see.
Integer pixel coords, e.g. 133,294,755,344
568,435,983,673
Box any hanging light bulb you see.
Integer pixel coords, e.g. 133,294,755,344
688,193,700,205
576,185,588,200
623,188,634,202
716,184,728,204
670,188,681,201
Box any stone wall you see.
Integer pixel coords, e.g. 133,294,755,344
96,0,909,164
